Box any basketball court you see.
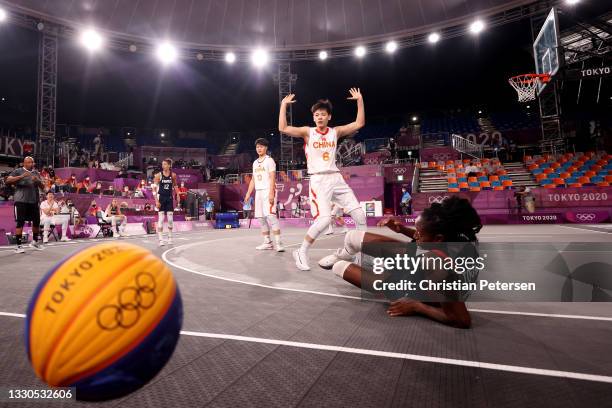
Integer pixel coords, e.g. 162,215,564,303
1,224,612,407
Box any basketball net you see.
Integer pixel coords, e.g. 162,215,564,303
508,74,550,103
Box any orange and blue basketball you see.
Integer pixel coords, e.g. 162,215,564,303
25,242,183,401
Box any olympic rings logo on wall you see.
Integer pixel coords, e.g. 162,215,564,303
575,213,596,222
393,167,407,174
428,195,449,204
97,272,157,330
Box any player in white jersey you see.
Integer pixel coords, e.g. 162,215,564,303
244,138,284,252
278,88,367,270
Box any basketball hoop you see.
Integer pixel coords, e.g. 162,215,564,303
508,74,551,102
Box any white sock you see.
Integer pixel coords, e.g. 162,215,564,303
273,233,281,244
158,231,163,240
300,240,312,253
263,235,272,244
332,260,351,278
168,230,173,239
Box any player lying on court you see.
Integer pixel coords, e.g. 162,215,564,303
319,197,480,328
244,138,284,252
278,88,367,271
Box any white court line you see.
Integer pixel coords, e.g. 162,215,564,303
556,225,612,235
161,236,612,322
0,312,609,384
162,235,365,301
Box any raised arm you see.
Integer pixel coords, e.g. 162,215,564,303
172,173,180,202
278,94,309,141
335,88,365,138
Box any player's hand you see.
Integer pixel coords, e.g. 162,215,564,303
377,217,402,233
347,87,363,101
387,299,420,317
155,201,160,209
269,196,275,205
281,94,296,105
244,196,250,204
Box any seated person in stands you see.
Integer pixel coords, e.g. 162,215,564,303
78,176,91,193
40,192,70,243
88,200,99,216
103,198,127,238
121,185,131,198
103,185,115,196
464,163,479,178
133,186,145,198
67,174,78,192
319,196,480,329
91,181,103,194
58,198,81,228
118,166,128,178
144,203,153,212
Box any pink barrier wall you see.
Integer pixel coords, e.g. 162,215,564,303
55,168,119,182
413,187,612,211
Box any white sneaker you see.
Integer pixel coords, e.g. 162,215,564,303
275,243,285,252
159,240,166,247
167,238,173,245
339,227,349,234
324,227,334,235
293,249,310,271
318,248,354,270
256,242,273,250
43,236,49,244
29,241,44,251
113,231,119,239
15,246,25,254
60,236,71,242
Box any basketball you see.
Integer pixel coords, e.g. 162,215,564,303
24,242,183,401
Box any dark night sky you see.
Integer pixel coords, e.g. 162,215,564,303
0,2,609,133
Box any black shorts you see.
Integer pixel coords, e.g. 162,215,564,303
14,202,40,226
158,196,174,213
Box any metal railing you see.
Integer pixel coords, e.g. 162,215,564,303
115,152,133,168
451,134,483,159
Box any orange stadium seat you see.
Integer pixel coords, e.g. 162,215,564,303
489,175,500,182
597,182,610,187
560,172,571,179
527,164,538,171
569,183,582,188
544,184,556,189
585,171,596,178
502,180,513,187
469,187,481,192
448,187,460,192
480,181,491,189
456,172,466,179
459,182,469,190
468,177,478,183
606,175,612,183
543,168,554,174
493,186,505,191
578,176,591,184
448,177,458,184
553,178,565,186
550,162,560,169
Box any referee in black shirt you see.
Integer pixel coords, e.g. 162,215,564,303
5,156,45,253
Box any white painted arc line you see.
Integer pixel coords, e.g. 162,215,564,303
2,313,610,384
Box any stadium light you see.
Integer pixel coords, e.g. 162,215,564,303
319,51,328,61
156,42,178,65
225,52,236,64
80,29,103,52
412,116,418,122
565,0,580,5
470,20,485,34
0,8,7,22
251,49,269,67
354,46,366,58
160,132,165,138
385,41,398,54
428,32,441,44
